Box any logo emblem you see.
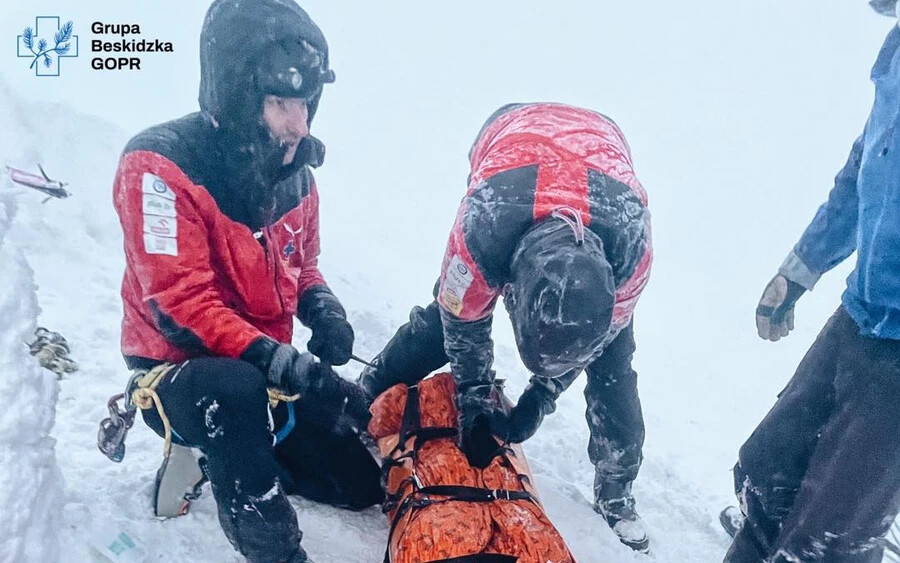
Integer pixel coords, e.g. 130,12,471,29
282,240,296,260
17,18,79,77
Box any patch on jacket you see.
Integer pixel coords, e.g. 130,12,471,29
440,254,474,315
141,172,178,256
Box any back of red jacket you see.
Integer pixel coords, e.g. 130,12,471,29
114,113,327,368
439,102,652,334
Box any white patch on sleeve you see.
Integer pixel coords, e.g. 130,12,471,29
142,172,176,200
441,254,474,315
143,233,178,256
142,194,176,217
143,215,177,238
140,173,178,255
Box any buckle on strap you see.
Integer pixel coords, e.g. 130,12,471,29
490,489,513,501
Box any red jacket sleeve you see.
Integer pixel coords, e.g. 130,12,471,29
437,198,500,391
114,151,265,358
437,199,500,322
296,177,326,297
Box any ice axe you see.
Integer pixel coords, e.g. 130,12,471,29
350,354,375,368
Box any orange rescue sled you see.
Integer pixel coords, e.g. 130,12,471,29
368,373,576,563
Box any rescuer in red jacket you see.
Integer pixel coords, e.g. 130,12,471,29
112,1,379,562
360,102,653,552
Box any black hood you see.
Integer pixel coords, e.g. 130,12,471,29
196,0,332,230
506,216,616,377
199,0,333,128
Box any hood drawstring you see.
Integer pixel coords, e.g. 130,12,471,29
551,206,585,246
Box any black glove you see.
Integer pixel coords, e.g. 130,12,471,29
457,384,504,469
491,383,557,444
243,338,370,437
308,316,354,366
249,340,317,395
756,274,807,342
298,287,354,366
301,363,372,436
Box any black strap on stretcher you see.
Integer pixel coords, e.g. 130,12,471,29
381,385,535,563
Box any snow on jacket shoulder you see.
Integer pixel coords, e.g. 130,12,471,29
114,113,326,368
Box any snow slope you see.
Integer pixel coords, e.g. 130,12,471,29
0,169,64,563
0,72,742,562
2,0,892,545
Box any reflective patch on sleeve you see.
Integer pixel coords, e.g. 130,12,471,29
142,172,176,201
441,254,474,315
142,193,176,217
143,215,177,238
140,173,178,255
143,233,178,256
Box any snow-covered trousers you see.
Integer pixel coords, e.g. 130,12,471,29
358,301,645,505
139,357,382,563
725,307,900,563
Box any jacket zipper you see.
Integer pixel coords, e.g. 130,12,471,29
265,226,286,316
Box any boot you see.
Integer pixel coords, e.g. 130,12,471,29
719,506,745,538
357,303,447,398
153,444,207,518
723,524,767,563
212,476,303,563
282,545,314,563
594,480,650,553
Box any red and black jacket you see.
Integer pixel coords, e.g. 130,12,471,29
437,103,653,387
114,113,330,369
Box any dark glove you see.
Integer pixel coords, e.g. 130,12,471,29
253,340,317,395
491,383,557,444
298,287,354,366
302,363,372,436
308,316,354,366
756,274,806,342
457,384,503,469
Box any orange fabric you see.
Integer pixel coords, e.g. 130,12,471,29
369,373,576,563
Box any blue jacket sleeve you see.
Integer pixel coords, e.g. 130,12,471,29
779,135,863,290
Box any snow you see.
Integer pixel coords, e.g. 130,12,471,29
0,68,724,563
0,2,896,562
0,191,65,563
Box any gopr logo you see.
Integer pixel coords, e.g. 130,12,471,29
17,17,79,77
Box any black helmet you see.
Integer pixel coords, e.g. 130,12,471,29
199,0,334,130
870,0,898,16
505,211,616,377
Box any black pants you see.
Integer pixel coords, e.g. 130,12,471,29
726,307,900,563
357,301,645,505
140,357,382,563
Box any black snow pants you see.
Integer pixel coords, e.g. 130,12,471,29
725,307,900,563
139,357,383,563
357,300,645,506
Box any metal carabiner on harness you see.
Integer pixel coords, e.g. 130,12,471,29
97,392,137,463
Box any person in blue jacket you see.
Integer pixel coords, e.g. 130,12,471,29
725,4,900,562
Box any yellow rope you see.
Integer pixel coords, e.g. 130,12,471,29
128,362,301,460
130,363,178,459
267,388,301,408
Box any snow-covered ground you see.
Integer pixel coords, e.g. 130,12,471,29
2,73,717,562
0,2,894,561
0,140,64,562
0,72,840,563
